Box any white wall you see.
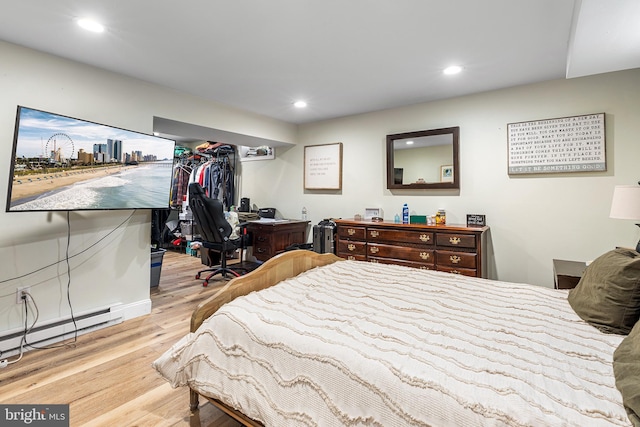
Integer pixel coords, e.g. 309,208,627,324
240,68,640,287
1,39,637,344
0,41,296,337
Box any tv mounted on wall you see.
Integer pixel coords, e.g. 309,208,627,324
6,106,176,212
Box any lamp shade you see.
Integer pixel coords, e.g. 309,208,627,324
610,185,640,220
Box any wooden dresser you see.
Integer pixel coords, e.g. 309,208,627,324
334,219,489,278
246,220,310,262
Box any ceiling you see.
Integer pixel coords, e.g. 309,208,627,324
0,0,638,128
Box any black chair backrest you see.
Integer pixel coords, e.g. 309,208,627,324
188,182,232,243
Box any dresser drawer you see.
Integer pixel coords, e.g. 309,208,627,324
436,233,476,249
253,242,273,260
337,225,366,240
437,265,477,277
368,243,434,264
252,232,272,260
368,228,434,246
339,253,367,261
253,232,269,244
337,240,366,256
369,257,435,270
436,250,477,269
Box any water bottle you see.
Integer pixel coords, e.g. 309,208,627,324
402,203,409,224
301,206,308,220
394,213,400,223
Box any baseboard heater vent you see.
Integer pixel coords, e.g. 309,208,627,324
0,304,124,357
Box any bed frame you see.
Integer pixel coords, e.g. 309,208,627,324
188,250,344,425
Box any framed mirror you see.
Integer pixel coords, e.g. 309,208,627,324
386,126,459,190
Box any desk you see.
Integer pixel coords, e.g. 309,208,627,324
553,259,587,289
247,220,310,261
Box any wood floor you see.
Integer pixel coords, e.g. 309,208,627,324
0,249,242,427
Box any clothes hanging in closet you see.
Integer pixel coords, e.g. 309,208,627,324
186,144,236,209
170,160,194,207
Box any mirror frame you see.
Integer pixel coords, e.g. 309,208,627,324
386,126,460,190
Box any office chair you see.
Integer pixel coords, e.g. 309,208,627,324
188,182,249,286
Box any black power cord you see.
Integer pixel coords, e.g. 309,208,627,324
25,211,78,350
0,209,138,360
0,210,136,288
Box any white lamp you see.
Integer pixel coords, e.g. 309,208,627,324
609,184,640,252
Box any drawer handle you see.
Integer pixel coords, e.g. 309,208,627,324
348,244,356,251
420,252,430,260
370,230,379,238
450,255,461,264
347,255,356,261
419,234,430,242
257,236,267,242
348,228,356,235
257,248,266,253
370,246,379,254
370,259,378,263
449,237,461,245
451,269,460,275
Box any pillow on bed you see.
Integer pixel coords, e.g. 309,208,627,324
567,248,640,335
614,319,640,426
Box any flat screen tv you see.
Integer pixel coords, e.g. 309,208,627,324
6,106,176,212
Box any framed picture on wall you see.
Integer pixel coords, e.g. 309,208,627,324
304,143,343,190
507,113,605,174
440,164,453,182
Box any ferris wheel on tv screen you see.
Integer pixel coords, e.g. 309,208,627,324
45,133,75,163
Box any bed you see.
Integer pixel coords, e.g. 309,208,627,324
153,249,640,426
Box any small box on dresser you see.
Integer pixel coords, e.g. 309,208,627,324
335,219,489,278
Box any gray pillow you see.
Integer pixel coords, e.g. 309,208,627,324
567,248,640,335
614,320,640,426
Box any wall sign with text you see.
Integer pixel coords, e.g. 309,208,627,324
507,113,605,175
466,214,486,227
304,142,343,190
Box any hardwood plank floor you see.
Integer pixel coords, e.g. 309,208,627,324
0,249,242,427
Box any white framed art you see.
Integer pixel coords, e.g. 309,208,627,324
304,143,343,190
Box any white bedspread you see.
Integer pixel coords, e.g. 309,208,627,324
153,260,630,426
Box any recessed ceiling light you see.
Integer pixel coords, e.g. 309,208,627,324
293,100,307,108
406,140,414,145
77,18,105,33
443,65,463,75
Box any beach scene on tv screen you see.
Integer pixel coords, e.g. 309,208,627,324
7,107,176,211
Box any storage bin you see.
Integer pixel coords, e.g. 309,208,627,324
151,248,167,287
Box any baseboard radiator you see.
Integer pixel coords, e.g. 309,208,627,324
0,304,124,357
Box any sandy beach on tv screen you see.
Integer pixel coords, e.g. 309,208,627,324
9,165,137,202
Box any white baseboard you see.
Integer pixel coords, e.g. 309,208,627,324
113,298,152,321
0,299,151,358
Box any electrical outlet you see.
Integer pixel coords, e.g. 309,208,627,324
16,287,30,304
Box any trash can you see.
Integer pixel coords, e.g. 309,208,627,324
151,248,167,287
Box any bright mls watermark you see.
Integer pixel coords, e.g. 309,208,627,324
1,405,69,426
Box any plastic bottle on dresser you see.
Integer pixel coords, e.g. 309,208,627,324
394,213,400,223
402,203,409,224
302,207,308,221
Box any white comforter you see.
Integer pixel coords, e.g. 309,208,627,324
153,260,630,426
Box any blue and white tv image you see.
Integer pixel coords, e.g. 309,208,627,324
6,106,176,212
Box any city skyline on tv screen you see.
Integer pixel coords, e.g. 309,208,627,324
6,106,176,212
